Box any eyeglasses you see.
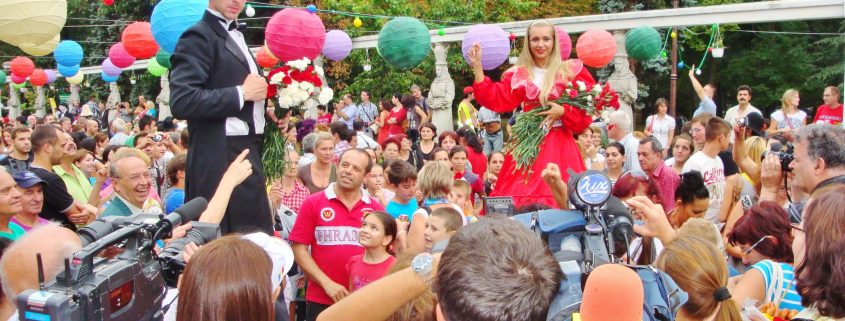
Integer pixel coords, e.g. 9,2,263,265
791,224,804,233
689,128,703,135
743,235,772,255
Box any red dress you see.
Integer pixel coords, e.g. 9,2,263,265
376,111,391,146
473,65,594,208
385,107,407,138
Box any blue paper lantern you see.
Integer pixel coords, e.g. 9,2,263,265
101,71,119,83
102,58,122,77
151,0,207,53
57,64,80,77
461,24,510,70
53,40,84,67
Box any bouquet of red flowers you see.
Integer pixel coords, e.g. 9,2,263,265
509,81,620,174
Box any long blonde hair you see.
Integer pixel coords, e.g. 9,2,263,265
513,21,573,106
781,89,799,112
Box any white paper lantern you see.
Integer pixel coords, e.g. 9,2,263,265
0,0,67,47
19,34,60,56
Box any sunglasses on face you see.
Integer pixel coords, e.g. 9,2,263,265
743,235,773,255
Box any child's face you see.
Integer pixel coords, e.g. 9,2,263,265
366,166,385,189
392,179,417,203
318,108,327,116
359,214,391,249
451,189,468,208
424,215,453,250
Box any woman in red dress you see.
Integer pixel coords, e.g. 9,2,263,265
384,94,407,139
468,21,594,208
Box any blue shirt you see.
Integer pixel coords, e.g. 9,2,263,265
341,103,358,129
386,199,418,222
751,260,803,311
693,96,717,117
165,188,186,214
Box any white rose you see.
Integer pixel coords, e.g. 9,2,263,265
270,73,285,85
576,81,586,92
586,95,593,102
300,82,313,91
279,96,293,108
319,87,334,105
592,84,602,94
315,66,325,76
289,81,299,89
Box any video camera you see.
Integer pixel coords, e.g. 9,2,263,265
16,197,217,321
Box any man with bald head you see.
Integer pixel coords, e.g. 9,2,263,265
0,223,82,320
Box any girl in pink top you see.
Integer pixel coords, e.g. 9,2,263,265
346,211,397,291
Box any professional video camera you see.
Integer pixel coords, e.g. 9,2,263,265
16,197,217,321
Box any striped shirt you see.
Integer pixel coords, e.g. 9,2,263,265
751,260,803,311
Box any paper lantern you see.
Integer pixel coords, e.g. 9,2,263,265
245,4,255,17
155,49,171,69
66,71,84,85
255,46,278,68
265,8,326,62
377,17,431,70
10,74,26,85
45,69,57,84
625,26,661,61
101,71,119,83
0,0,67,47
57,64,80,77
0,71,6,84
122,22,159,59
54,40,83,67
555,26,573,60
461,24,509,71
109,42,136,68
12,81,26,89
147,58,167,77
322,30,352,61
19,34,60,56
10,56,34,77
102,58,122,77
103,0,114,5
151,0,206,53
29,69,48,87
353,17,362,28
575,29,616,68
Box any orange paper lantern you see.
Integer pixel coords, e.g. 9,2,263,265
9,56,34,77
575,29,616,68
29,69,48,87
122,22,159,59
256,46,278,69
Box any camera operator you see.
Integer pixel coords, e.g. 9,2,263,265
760,124,845,214
0,224,82,320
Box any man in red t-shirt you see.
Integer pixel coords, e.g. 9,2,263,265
289,148,384,321
813,86,842,125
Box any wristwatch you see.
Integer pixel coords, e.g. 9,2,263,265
411,252,434,281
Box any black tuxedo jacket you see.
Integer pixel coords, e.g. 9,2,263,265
170,10,271,233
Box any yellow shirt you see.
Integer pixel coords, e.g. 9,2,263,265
53,164,93,204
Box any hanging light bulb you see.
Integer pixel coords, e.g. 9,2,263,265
363,49,372,71
245,4,255,17
353,17,363,28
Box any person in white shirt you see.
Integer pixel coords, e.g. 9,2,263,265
723,85,761,144
353,120,378,150
356,91,379,139
682,117,731,224
767,89,807,138
644,98,675,157
607,111,641,172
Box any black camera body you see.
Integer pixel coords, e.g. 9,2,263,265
763,141,795,172
16,198,214,321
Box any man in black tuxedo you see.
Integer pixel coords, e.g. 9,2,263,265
170,0,277,234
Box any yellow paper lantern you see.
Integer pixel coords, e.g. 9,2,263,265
65,71,84,85
0,0,67,47
19,34,60,56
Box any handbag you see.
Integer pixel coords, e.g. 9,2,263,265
369,122,379,134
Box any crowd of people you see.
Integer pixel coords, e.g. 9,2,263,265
0,8,844,321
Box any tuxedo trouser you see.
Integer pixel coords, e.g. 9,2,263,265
222,134,273,235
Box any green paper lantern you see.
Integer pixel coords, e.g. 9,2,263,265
0,70,6,84
147,58,168,77
155,49,172,69
625,26,662,61
377,17,431,69
12,81,27,89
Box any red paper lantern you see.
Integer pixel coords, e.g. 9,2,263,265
256,46,278,68
122,22,160,59
575,29,616,68
109,42,136,68
555,26,573,60
10,56,35,77
265,8,326,62
103,0,115,5
29,69,48,87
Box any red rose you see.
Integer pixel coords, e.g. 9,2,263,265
568,89,578,99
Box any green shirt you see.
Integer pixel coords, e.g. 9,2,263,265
53,164,93,204
0,222,26,241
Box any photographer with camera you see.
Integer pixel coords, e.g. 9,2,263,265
760,124,845,212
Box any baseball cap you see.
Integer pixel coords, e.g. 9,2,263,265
745,112,765,137
12,171,48,188
580,264,644,321
241,232,294,292
463,86,473,95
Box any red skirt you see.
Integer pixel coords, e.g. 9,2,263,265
491,126,585,209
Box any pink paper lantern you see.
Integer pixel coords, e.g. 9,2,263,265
109,43,136,68
461,24,510,70
29,69,48,87
102,58,122,77
555,26,572,60
265,8,326,62
10,73,26,84
322,30,352,61
575,29,616,68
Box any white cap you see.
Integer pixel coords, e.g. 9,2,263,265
242,232,294,291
